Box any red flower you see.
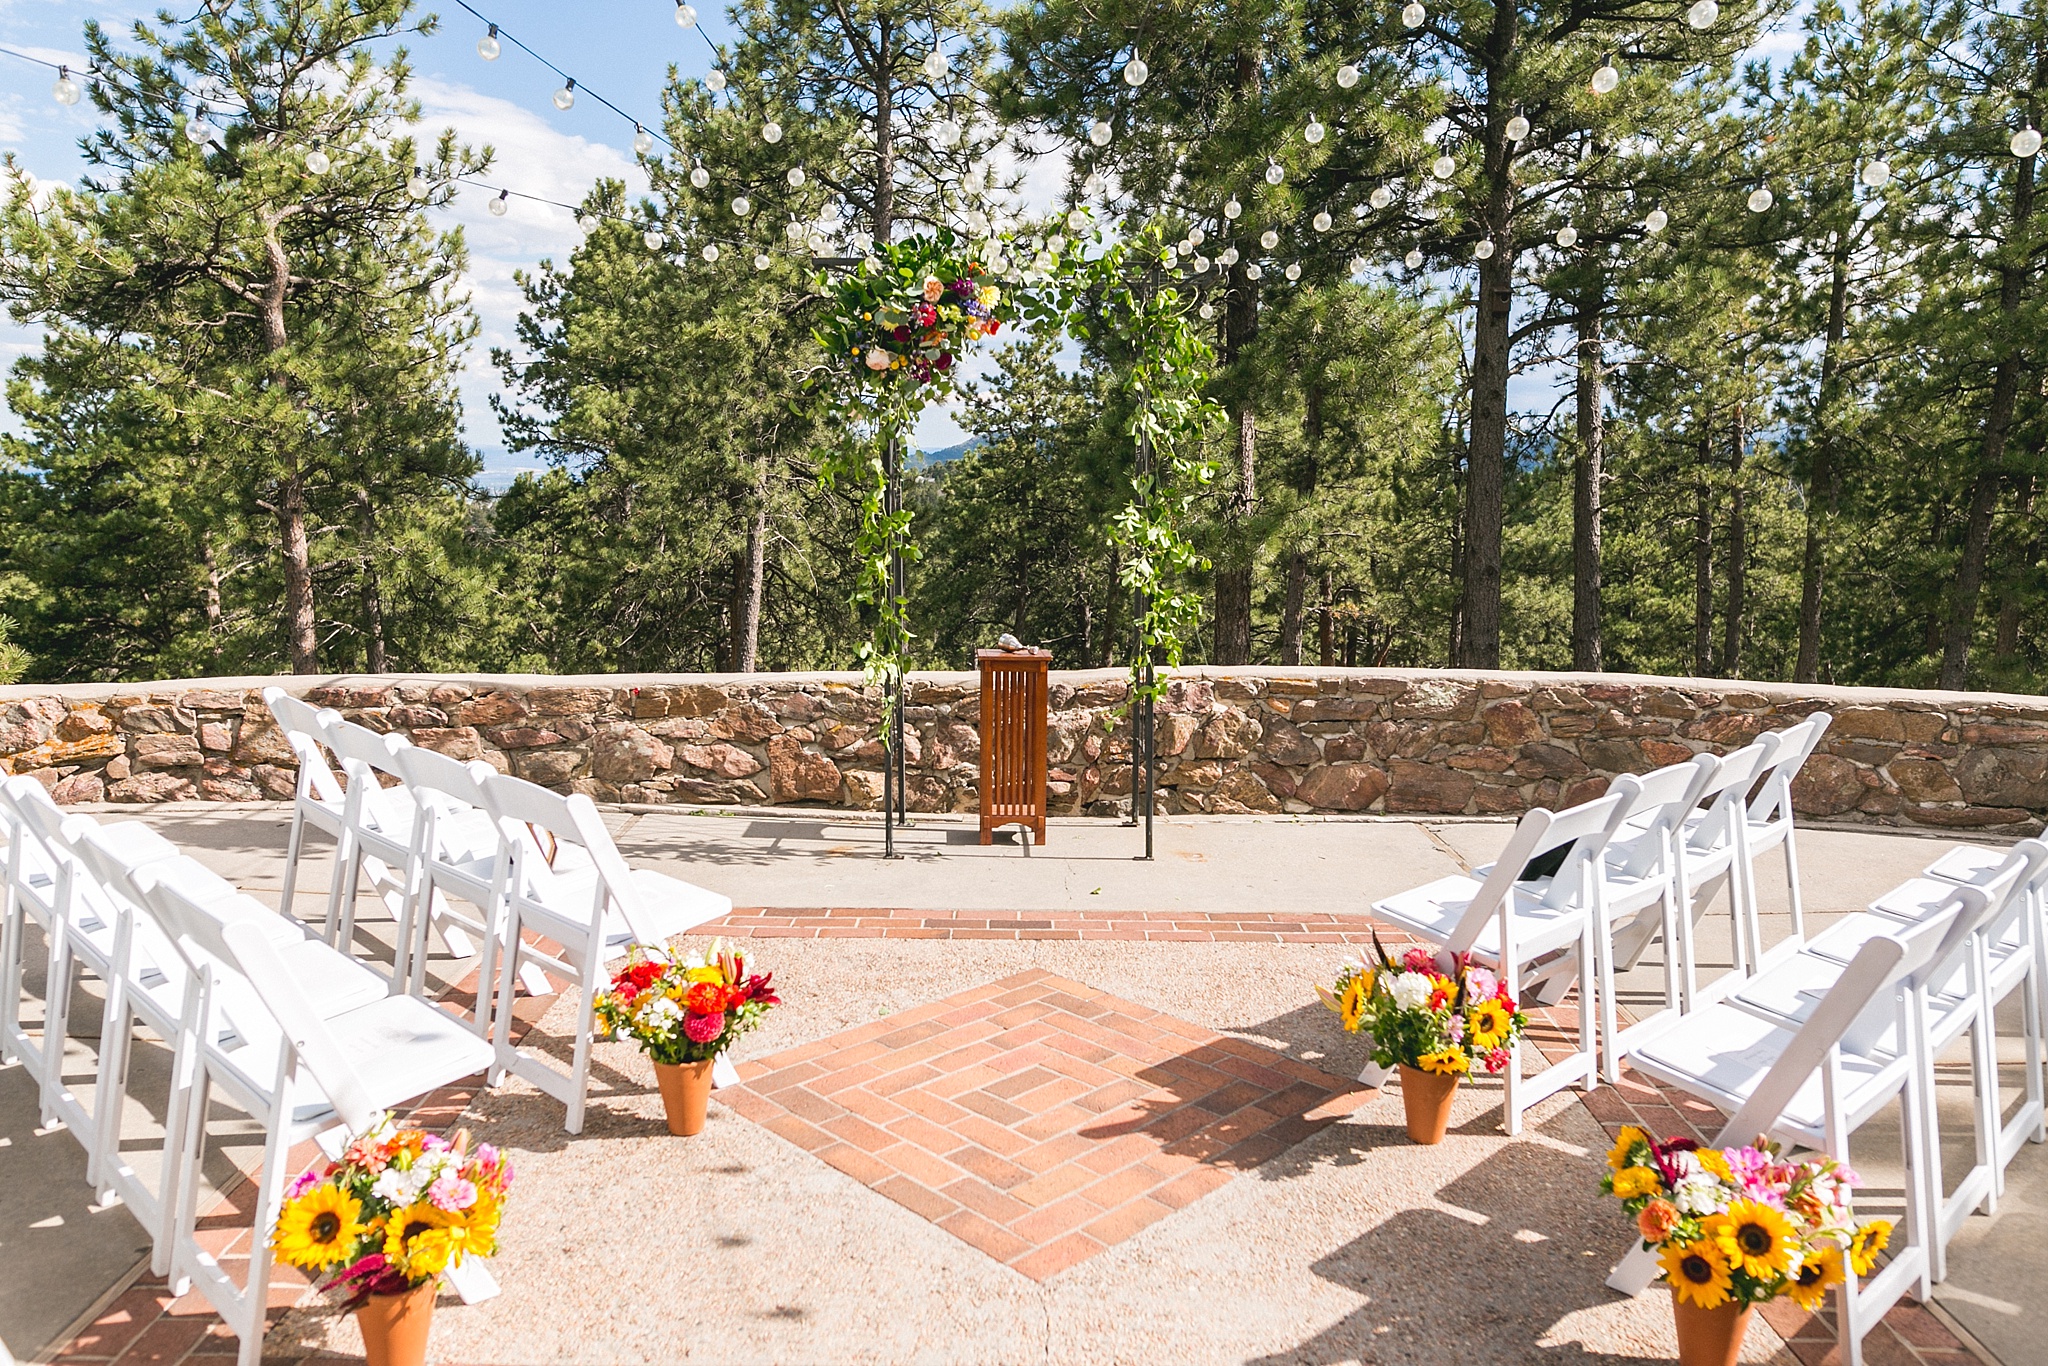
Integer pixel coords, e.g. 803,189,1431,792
685,982,725,1015
683,1011,723,1044
744,972,779,1006
935,352,953,371
1483,1046,1511,1073
986,318,1000,334
1402,947,1438,975
913,302,937,327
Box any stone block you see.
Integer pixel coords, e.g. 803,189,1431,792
115,704,192,735
108,772,196,802
1581,738,1651,774
1209,769,1282,813
1790,754,1864,816
527,685,612,717
1191,710,1261,760
1889,757,1962,804
132,732,203,769
57,708,113,741
411,726,486,761
177,689,247,712
514,750,585,788
387,704,449,729
712,705,783,743
1903,804,2034,829
1294,762,1389,811
1384,758,1473,814
250,764,299,800
767,734,843,802
1248,759,1300,800
679,742,764,779
1257,719,1320,767
199,722,234,752
51,773,105,804
231,720,297,766
1954,748,2048,808
590,727,674,784
1389,680,1477,719
1831,706,1907,742
1514,743,1588,780
304,684,393,709
1481,700,1542,746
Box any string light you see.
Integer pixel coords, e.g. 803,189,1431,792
554,78,575,110
1505,112,1529,141
1747,185,1773,211
1266,160,1285,184
1219,245,1239,265
1199,302,1215,319
1260,228,1279,249
489,189,509,215
633,125,654,155
1285,261,1301,280
1245,262,1264,279
304,142,330,174
1404,248,1423,267
1474,239,1495,258
52,64,80,105
1861,159,1890,187
1224,196,1242,219
732,194,752,216
1089,118,1113,146
1688,0,1719,26
1369,185,1394,209
1123,54,1149,86
1431,154,1455,178
763,120,783,143
1644,207,1668,232
703,243,720,262
1305,115,1326,145
407,172,432,199
477,24,500,60
1401,2,1426,28
185,109,211,144
754,251,771,270
1313,209,1332,231
706,69,726,92
924,48,949,79
2012,125,2041,157
1591,55,1619,94
1555,225,1577,246
788,166,806,186
675,2,697,25
1337,63,1360,89
690,162,710,188
1349,255,1367,273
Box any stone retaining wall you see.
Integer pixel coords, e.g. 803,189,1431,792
1,668,2044,830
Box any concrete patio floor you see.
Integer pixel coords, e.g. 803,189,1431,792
0,805,2034,1363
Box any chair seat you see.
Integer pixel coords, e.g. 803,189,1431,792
1922,845,2009,889
1371,875,1587,964
515,866,733,955
1730,950,1919,1054
1869,876,1973,924
1631,1004,1906,1136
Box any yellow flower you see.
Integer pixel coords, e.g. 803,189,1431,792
685,966,722,985
1608,1125,1650,1172
1785,1244,1844,1310
1708,1200,1797,1280
1611,1166,1662,1200
978,284,1001,307
1416,1048,1470,1075
1468,998,1512,1049
272,1183,367,1271
1662,1237,1735,1309
383,1202,458,1279
1698,1148,1733,1181
1848,1220,1892,1276
1339,977,1367,1033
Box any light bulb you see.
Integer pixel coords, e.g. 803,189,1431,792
1337,63,1360,89
706,69,727,93
304,146,330,174
763,121,783,143
1348,254,1366,274
933,119,961,148
1474,239,1495,259
1193,253,1210,271
1178,236,1193,253
1224,197,1242,219
1266,161,1285,185
407,173,431,200
690,164,710,189
1199,302,1215,319
185,115,211,145
1861,159,1890,188
1644,207,1668,233
1188,226,1205,245
703,243,720,262
1124,56,1149,86
754,252,771,270
1432,154,1455,178
1219,245,1239,265
478,25,500,59
1747,185,1773,212
788,166,806,187
1313,210,1332,232
1369,185,1394,209
731,195,752,216
2013,126,2042,157
675,2,698,26
1083,171,1104,194
1555,225,1577,247
1305,118,1326,145
575,211,591,230
52,67,80,106
1591,58,1619,95
1163,248,1179,268
554,81,576,110
1402,1,1426,27
645,230,664,250
1089,119,1113,147
820,201,842,224
634,126,655,155
1404,248,1423,268
1688,0,1719,24
924,49,949,79
1285,261,1302,280
1260,228,1279,249
786,218,806,242
1245,262,1264,279
489,190,508,216
1505,113,1529,140
1049,233,1068,253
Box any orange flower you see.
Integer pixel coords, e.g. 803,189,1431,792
1637,1199,1682,1244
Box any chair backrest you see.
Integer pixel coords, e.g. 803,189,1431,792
388,743,495,812
320,712,411,778
264,688,348,807
1683,733,1782,852
263,687,328,742
1746,712,1832,824
1447,789,1632,953
220,919,378,1133
478,770,653,944
1607,754,1722,877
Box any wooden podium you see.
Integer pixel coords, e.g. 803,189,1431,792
976,648,1050,845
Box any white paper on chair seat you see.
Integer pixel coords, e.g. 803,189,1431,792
444,1257,500,1304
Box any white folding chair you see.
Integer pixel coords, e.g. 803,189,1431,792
1613,900,1972,1366
147,873,495,1366
264,689,354,931
1923,838,2048,1054
1737,712,1833,954
1371,789,1632,1134
479,772,732,1133
1661,734,1784,1008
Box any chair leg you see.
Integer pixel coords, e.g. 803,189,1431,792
1781,826,1806,944
325,829,359,953
488,907,524,1085
0,890,21,1067
1577,923,1601,1095
278,810,306,927
88,974,133,1199
237,1114,294,1366
1596,909,1624,1084
1502,956,1524,1137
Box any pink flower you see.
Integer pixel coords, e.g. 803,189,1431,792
428,1176,478,1212
286,1168,323,1199
684,1011,723,1044
1402,947,1439,975
922,276,945,302
1483,1046,1511,1074
1466,967,1499,1001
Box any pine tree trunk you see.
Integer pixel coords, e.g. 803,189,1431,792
1319,569,1335,667
1212,264,1260,666
1279,550,1307,665
356,495,388,674
871,16,894,241
1997,478,2037,662
1572,290,1604,672
1796,231,1852,683
1723,406,1748,679
1941,63,2040,690
1694,430,1714,677
262,225,319,674
733,457,768,673
201,535,225,669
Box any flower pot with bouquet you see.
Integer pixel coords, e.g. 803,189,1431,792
1603,1126,1894,1366
593,940,780,1136
1317,936,1527,1143
270,1117,514,1366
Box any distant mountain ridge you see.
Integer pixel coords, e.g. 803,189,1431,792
913,438,982,467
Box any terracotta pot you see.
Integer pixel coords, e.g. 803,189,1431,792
1397,1064,1461,1144
1672,1295,1754,1366
354,1280,436,1366
654,1058,716,1136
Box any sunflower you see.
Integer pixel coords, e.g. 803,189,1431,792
1661,1238,1735,1309
1608,1124,1650,1173
1786,1244,1845,1311
1707,1199,1797,1280
1611,1166,1663,1201
1848,1220,1893,1276
1416,1048,1470,1075
272,1184,368,1271
1339,977,1368,1033
1468,999,1513,1049
383,1201,457,1279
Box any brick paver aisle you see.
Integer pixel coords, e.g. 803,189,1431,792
719,969,1372,1280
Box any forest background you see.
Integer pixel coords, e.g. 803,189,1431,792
0,0,2043,696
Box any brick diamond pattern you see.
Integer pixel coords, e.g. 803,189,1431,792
720,969,1371,1280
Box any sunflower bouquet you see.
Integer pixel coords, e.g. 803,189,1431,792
1604,1125,1893,1311
271,1115,512,1303
1316,937,1527,1076
592,941,779,1066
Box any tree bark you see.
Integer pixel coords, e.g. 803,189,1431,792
870,14,894,242
1997,477,2038,662
1694,430,1714,678
732,457,768,673
1279,550,1307,665
1723,406,1748,679
260,224,319,674
356,494,387,674
1796,229,1853,683
1572,287,1604,672
1941,65,2041,690
1319,569,1335,667
1212,259,1261,665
